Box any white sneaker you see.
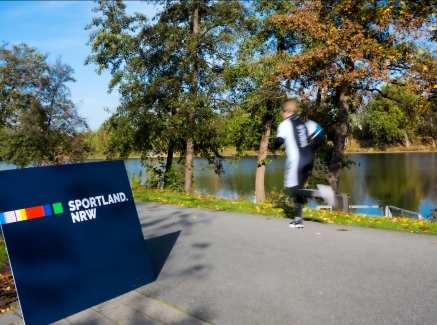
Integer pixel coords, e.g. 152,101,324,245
317,184,335,206
289,219,304,228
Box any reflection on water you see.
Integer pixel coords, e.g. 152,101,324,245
191,154,437,217
1,153,436,217
340,153,437,216
133,153,437,217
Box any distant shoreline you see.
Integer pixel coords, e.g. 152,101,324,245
343,150,435,154
86,149,435,160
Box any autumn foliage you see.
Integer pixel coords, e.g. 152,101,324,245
271,0,432,191
0,272,17,314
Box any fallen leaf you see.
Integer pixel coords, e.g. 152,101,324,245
316,232,321,235
148,209,154,211
172,221,177,224
0,272,17,313
337,229,348,231
266,218,271,221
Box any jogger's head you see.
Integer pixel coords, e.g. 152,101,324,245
282,99,298,119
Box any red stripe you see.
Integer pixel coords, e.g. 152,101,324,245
25,206,45,219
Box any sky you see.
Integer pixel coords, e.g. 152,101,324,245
0,1,157,130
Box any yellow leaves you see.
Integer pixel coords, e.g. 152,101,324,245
433,85,437,89
0,273,17,313
423,65,428,71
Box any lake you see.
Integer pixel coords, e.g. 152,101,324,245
1,153,436,217
126,153,437,218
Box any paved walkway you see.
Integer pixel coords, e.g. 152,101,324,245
2,202,437,325
0,290,209,325
136,202,437,325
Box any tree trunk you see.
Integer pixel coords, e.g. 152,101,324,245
432,138,435,149
163,139,174,188
184,5,199,193
253,34,285,203
255,101,274,203
315,87,322,111
328,88,349,193
405,132,410,148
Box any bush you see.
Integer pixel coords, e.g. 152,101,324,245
144,158,183,191
265,189,290,207
131,171,143,187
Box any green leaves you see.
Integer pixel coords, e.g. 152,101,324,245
0,44,88,166
366,85,419,142
85,0,247,189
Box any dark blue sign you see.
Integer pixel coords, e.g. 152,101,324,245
0,161,155,325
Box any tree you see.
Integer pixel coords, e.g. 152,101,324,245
0,43,47,130
366,85,420,146
0,44,89,167
86,0,188,188
86,0,245,192
417,107,437,149
224,0,295,202
273,0,423,192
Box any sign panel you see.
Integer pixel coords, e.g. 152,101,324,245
0,161,155,325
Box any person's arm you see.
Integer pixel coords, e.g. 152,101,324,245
272,122,286,150
310,129,325,151
306,121,325,151
273,137,284,150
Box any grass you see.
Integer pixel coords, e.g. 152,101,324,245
133,188,437,236
0,238,8,273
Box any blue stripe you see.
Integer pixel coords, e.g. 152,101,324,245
310,125,324,139
0,213,6,225
43,205,52,216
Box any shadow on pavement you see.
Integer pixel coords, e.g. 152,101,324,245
145,231,181,280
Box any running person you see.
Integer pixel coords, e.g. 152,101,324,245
273,99,335,228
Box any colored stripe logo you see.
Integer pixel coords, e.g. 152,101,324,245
0,203,63,225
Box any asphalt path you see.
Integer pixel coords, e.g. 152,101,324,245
136,202,437,325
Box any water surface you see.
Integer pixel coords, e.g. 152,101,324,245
2,153,436,217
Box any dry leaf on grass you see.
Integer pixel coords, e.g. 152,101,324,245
0,273,17,314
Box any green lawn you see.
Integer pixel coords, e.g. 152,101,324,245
0,238,8,272
133,188,437,236
0,187,434,273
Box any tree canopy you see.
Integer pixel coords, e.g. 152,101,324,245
0,43,88,167
3,0,437,202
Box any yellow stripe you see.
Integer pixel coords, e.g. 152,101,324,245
19,209,27,221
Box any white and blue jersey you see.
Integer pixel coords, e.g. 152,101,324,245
275,116,324,187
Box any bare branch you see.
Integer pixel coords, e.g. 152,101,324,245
366,88,405,104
